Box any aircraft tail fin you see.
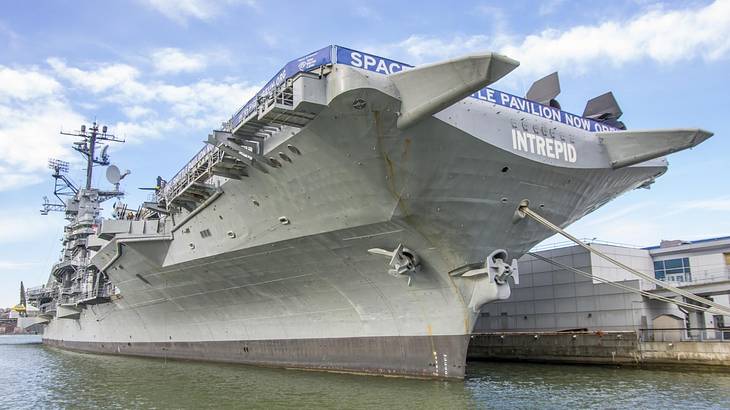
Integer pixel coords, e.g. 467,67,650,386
584,91,626,130
526,72,561,109
597,128,713,168
390,52,519,129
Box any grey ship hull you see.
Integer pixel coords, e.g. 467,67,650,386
41,60,667,379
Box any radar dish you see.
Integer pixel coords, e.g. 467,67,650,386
106,165,121,184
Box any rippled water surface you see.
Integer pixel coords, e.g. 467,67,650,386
2,337,729,409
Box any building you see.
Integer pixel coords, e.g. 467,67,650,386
475,236,730,341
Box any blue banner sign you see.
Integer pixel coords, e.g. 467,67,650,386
470,88,616,132
335,46,411,75
229,45,615,133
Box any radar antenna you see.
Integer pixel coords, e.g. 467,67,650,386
41,123,127,215
40,159,77,214
61,122,124,190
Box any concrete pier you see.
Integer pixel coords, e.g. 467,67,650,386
468,332,730,368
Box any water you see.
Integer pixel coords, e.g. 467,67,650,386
0,334,42,344
1,338,729,409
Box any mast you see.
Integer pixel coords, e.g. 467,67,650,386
61,122,124,190
38,122,128,306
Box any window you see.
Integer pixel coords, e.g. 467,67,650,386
654,258,691,282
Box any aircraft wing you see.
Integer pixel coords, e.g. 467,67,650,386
390,52,519,129
597,128,713,168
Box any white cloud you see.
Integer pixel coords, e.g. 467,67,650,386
501,0,730,77
381,35,492,63
141,0,220,22
113,118,178,141
676,196,730,213
354,5,380,20
122,105,154,119
0,96,84,190
0,66,61,101
373,0,730,78
46,54,259,141
0,48,259,192
47,58,139,93
107,79,259,139
560,195,730,248
139,0,258,24
581,201,653,228
151,48,207,74
658,196,730,218
0,66,85,192
0,167,43,192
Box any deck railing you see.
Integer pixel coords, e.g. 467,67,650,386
639,327,730,342
157,144,223,205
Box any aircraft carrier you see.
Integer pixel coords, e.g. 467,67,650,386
25,45,712,379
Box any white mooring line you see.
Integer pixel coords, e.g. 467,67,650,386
527,251,723,314
517,204,730,316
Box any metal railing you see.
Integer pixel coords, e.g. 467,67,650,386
159,73,312,208
58,288,113,305
157,144,223,205
40,301,57,314
26,285,55,300
272,81,294,107
662,268,730,287
639,327,730,342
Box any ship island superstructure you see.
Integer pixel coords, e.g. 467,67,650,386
26,45,713,379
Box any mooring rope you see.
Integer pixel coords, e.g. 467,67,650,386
518,205,730,316
527,251,721,314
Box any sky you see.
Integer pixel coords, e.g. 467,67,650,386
0,0,729,307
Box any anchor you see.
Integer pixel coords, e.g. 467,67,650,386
368,244,420,286
451,249,519,312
